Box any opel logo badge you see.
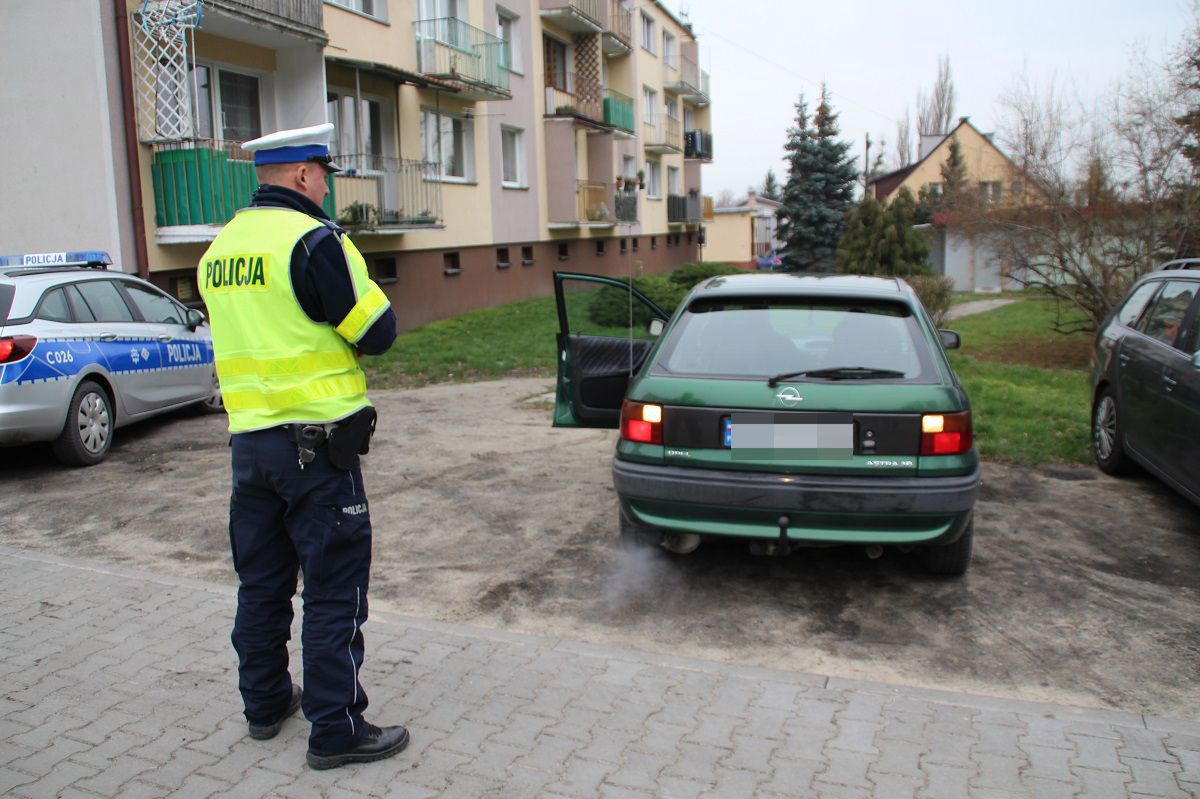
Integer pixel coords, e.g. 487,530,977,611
775,387,804,407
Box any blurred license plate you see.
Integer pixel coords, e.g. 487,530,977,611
723,413,852,460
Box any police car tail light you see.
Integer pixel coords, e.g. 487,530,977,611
0,336,37,364
920,411,972,456
620,400,664,445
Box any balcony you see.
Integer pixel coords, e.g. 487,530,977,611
550,180,615,227
545,72,603,122
667,192,703,225
415,18,511,101
685,129,713,161
539,0,602,33
643,116,682,154
615,188,638,223
204,0,325,42
665,54,710,105
602,0,632,55
602,89,634,133
331,155,443,233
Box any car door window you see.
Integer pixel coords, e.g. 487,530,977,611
1117,282,1162,327
74,280,135,322
65,285,96,321
122,283,185,324
1137,281,1196,348
35,288,72,322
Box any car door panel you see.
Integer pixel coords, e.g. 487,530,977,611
553,272,669,429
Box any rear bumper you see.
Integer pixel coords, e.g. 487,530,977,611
612,458,980,544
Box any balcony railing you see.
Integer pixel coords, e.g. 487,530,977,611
208,0,324,39
603,0,632,50
545,72,602,121
415,18,511,100
540,0,602,28
643,116,682,153
615,189,638,223
578,180,613,223
331,155,442,229
603,89,634,132
151,139,261,228
667,192,703,224
685,129,713,161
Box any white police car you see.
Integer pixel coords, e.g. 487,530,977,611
0,251,220,466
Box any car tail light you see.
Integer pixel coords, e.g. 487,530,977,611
620,400,664,444
0,335,37,364
920,411,973,456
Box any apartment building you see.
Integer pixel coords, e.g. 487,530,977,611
1,0,713,331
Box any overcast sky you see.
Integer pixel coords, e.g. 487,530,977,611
672,0,1192,198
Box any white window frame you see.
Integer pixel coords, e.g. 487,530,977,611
622,155,637,179
421,108,476,182
500,125,525,188
189,61,264,144
642,85,658,127
667,165,680,196
665,97,678,121
327,0,387,21
641,12,656,55
497,6,522,75
663,31,677,68
647,160,662,199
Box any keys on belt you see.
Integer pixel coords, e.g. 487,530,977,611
285,424,331,470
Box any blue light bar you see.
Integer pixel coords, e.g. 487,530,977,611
0,251,113,269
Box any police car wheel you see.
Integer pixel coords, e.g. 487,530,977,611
51,380,113,467
196,372,224,415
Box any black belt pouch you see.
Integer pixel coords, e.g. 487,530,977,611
328,406,377,470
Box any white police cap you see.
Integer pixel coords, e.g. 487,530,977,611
241,122,342,172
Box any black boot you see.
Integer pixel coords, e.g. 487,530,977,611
306,724,410,770
247,684,302,740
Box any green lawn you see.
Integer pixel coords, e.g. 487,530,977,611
363,291,1097,465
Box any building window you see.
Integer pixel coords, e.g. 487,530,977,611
329,0,385,19
632,237,639,252
620,238,628,254
981,182,1003,203
687,232,694,244
443,252,462,276
651,235,657,250
647,161,662,198
496,247,510,269
497,8,521,73
665,97,678,122
926,182,944,198
558,242,569,261
640,12,656,54
521,245,535,265
623,155,637,181
544,36,569,92
188,64,261,142
662,31,677,68
667,166,680,196
596,239,606,256
642,86,657,127
327,92,383,161
501,126,525,186
371,257,397,284
422,109,475,180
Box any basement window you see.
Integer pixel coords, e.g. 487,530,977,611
443,252,462,276
558,242,569,261
522,245,535,266
496,247,511,269
372,256,397,284
595,239,606,257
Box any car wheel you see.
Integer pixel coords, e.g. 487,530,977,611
51,379,113,467
922,516,973,576
1093,387,1132,476
618,504,661,550
196,370,224,415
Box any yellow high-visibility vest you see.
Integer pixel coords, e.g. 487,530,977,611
198,207,391,432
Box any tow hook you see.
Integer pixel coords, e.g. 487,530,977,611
775,514,792,556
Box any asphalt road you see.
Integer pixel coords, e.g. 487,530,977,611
0,377,1196,719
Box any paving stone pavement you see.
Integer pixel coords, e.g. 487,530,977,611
1,546,1197,799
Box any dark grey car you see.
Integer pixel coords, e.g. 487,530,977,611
1091,259,1200,506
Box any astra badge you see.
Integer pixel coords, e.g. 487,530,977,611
775,387,804,407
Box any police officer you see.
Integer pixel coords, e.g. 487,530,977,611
198,123,408,770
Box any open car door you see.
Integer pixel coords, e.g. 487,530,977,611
553,272,670,428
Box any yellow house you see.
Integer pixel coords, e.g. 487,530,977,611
868,117,1027,207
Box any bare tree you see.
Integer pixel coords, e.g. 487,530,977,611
917,55,955,135
895,107,913,168
714,188,741,208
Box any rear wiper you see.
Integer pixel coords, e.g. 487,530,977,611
767,367,906,386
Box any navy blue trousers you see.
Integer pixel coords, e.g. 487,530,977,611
228,427,372,753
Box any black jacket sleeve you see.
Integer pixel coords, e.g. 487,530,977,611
290,230,398,356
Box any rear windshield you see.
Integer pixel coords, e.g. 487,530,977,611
651,298,937,381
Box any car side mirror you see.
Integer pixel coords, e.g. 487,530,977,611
939,329,961,350
185,308,206,330
648,319,665,337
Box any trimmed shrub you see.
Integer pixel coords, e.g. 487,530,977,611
586,274,687,327
906,274,955,328
666,261,742,288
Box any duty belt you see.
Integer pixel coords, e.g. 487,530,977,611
284,423,337,469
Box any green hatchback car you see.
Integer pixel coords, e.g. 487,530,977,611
552,271,980,575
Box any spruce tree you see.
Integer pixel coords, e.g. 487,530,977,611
775,87,859,271
761,169,781,201
837,188,931,276
940,137,969,206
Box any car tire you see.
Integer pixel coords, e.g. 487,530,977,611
1092,387,1132,476
51,379,113,467
922,516,973,576
195,369,224,415
618,504,661,549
